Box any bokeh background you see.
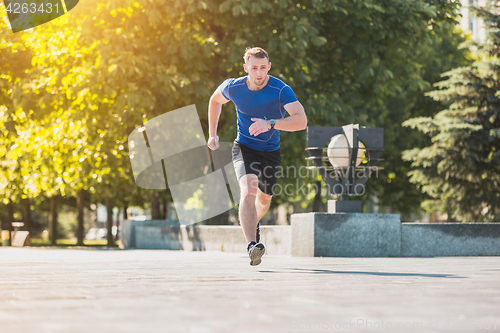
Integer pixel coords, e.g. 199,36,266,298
1,0,499,247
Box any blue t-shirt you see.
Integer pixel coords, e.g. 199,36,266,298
218,75,298,151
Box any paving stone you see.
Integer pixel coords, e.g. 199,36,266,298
1,248,499,333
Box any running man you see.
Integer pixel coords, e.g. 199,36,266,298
207,47,307,266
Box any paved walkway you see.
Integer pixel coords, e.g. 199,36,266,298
1,248,499,333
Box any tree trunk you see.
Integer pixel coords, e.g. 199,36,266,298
151,191,161,220
162,197,168,220
7,200,14,231
115,208,120,242
24,198,32,233
123,201,128,220
277,204,289,225
50,196,58,246
312,180,323,212
430,211,439,223
4,200,14,246
76,189,85,246
106,197,115,248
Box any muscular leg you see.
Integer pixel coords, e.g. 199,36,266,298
255,188,272,223
238,174,260,243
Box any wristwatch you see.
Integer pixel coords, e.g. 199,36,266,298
269,119,275,129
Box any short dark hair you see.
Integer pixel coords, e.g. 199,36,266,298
243,47,269,64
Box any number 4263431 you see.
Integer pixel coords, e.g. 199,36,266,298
5,2,61,14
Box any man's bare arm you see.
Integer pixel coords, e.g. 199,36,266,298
274,101,307,131
248,101,307,137
207,89,230,150
208,89,229,137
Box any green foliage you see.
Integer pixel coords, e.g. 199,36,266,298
0,0,473,221
403,2,500,221
30,238,111,246
264,0,472,213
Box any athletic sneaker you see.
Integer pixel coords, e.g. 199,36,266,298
256,223,260,243
247,241,265,266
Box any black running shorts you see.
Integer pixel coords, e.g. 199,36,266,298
231,140,281,196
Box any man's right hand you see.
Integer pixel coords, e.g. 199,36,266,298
207,135,220,150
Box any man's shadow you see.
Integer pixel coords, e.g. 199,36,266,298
259,268,463,278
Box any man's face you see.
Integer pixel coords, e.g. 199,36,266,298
244,56,271,86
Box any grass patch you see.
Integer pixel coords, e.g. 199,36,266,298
30,238,116,247
1,238,117,247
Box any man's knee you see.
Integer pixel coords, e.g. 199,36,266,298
239,175,259,200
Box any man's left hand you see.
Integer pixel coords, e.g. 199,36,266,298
249,118,269,136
